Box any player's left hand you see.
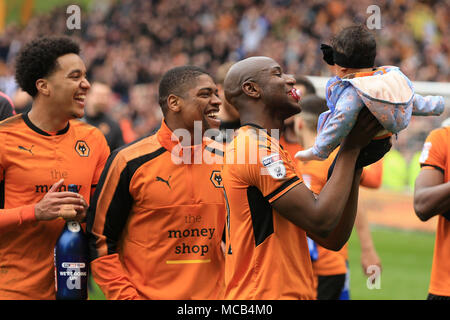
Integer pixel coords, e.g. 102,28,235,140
62,194,88,223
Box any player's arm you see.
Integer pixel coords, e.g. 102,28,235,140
87,150,140,300
414,128,450,222
354,203,382,276
0,179,87,230
273,108,383,248
0,205,36,229
305,167,362,250
414,168,450,221
357,162,382,274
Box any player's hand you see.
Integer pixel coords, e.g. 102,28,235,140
341,107,384,152
361,248,382,277
34,179,87,221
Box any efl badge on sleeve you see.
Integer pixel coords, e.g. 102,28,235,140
419,142,431,163
261,153,286,180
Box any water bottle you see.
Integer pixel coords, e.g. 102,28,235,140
339,261,351,300
306,236,318,262
54,184,88,300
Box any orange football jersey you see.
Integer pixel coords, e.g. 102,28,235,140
0,113,109,299
88,120,225,300
418,127,450,296
223,124,315,300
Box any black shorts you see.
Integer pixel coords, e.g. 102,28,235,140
317,274,346,300
427,293,450,300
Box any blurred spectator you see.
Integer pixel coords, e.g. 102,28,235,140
0,90,14,120
126,83,162,138
0,58,16,98
0,0,447,146
295,75,317,97
12,88,32,114
408,151,422,192
382,149,408,191
239,7,269,55
216,61,239,123
84,82,125,152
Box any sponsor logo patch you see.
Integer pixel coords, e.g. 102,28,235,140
262,154,281,167
419,142,432,163
262,153,286,180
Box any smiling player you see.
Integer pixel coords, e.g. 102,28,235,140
0,36,110,299
221,56,385,299
87,66,226,300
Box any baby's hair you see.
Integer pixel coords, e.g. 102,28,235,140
331,25,376,68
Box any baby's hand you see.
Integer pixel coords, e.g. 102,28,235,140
295,149,324,161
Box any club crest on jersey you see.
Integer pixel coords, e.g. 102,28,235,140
210,170,223,188
75,140,90,157
262,153,286,180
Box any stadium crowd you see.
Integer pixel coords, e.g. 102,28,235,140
0,0,449,301
0,0,449,157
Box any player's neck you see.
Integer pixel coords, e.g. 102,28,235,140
28,101,70,133
239,111,283,132
164,117,202,147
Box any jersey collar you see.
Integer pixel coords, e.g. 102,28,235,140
157,119,179,153
156,119,205,158
240,123,277,139
22,112,70,136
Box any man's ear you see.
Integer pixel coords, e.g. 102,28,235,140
167,94,182,113
242,81,260,99
35,79,50,96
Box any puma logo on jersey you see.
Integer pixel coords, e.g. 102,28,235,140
156,176,171,189
18,145,34,155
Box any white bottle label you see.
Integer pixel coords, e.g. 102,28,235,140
67,221,81,232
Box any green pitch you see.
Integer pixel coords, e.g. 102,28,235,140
88,226,435,300
348,226,435,300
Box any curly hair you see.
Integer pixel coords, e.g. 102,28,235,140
15,36,80,97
